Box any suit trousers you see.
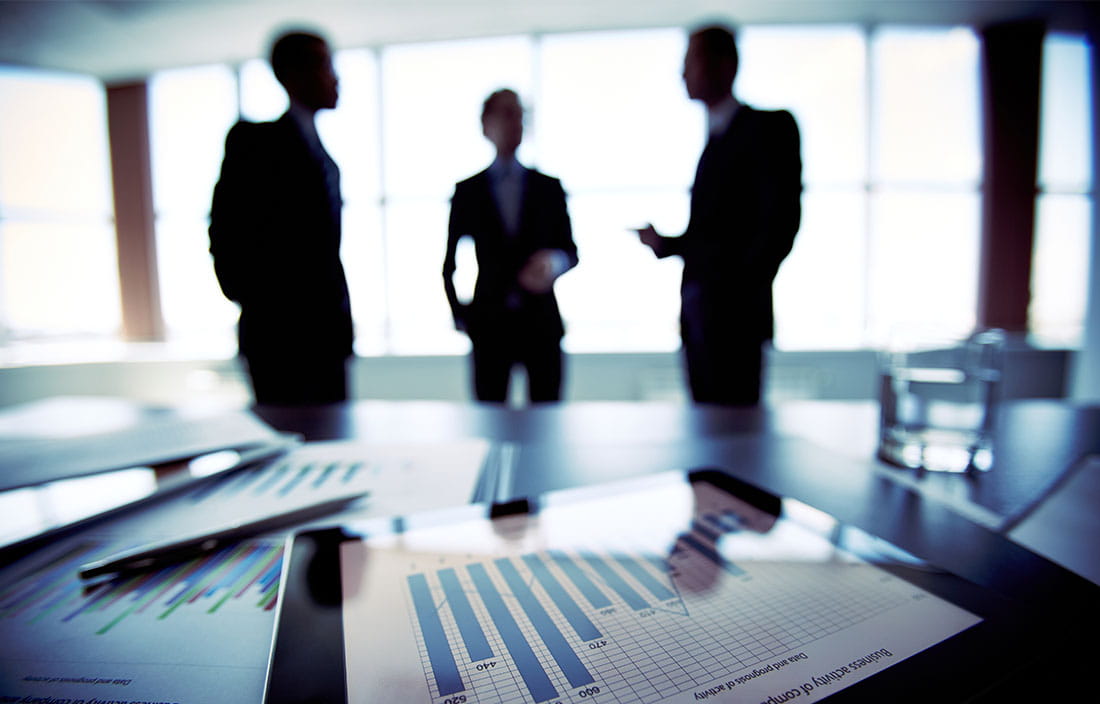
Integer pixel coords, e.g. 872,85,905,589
681,304,764,405
469,322,563,403
244,353,349,405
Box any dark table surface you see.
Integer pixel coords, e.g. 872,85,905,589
252,397,1100,699
252,398,1100,596
3,396,1097,700
252,398,1100,524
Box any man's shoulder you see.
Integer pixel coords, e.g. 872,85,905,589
740,106,799,136
524,168,564,192
455,169,491,190
739,104,795,124
226,115,295,146
724,106,799,149
228,118,277,134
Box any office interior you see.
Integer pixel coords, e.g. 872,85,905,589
1,7,1099,700
0,0,1098,410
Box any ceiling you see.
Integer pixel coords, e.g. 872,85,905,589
0,0,1095,83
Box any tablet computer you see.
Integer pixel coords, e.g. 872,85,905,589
262,468,1057,703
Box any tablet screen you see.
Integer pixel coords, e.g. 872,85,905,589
335,472,981,703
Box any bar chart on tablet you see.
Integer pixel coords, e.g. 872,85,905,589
398,532,859,704
404,514,752,701
344,481,984,704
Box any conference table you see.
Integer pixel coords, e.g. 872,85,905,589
2,396,1098,701
266,398,1100,701
250,397,1100,581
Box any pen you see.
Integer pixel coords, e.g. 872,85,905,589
199,434,303,475
78,492,366,581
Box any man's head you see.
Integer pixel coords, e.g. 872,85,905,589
683,24,739,106
481,88,524,158
270,30,338,112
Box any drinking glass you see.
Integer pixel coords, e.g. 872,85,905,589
877,329,1005,472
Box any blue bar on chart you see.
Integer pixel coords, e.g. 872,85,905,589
522,554,601,641
549,551,611,609
467,563,559,703
252,464,289,496
277,466,313,497
495,558,595,689
342,462,365,483
437,567,494,662
311,463,339,488
582,553,650,611
613,554,676,602
679,534,746,577
407,573,465,697
648,554,671,574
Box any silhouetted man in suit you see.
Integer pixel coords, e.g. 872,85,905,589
636,25,801,406
443,89,578,403
209,30,353,405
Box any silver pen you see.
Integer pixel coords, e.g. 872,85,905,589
78,492,366,580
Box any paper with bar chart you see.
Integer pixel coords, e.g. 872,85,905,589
341,476,982,703
0,439,489,702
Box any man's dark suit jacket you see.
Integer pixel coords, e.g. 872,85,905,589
209,113,353,367
443,167,577,342
655,104,801,403
659,105,801,341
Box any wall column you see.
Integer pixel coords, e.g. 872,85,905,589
977,20,1044,332
106,81,165,341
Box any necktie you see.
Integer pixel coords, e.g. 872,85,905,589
496,165,522,236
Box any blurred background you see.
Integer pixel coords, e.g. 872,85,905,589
0,0,1095,407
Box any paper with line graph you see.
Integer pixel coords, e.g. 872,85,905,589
341,475,981,703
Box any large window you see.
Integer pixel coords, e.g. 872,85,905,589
1,24,1092,360
538,29,699,353
0,69,120,347
143,25,1025,356
1031,33,1094,346
148,64,239,352
731,26,982,349
866,28,982,345
738,26,869,349
380,36,536,355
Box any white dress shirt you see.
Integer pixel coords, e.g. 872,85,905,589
288,101,340,206
707,95,741,138
489,156,525,236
